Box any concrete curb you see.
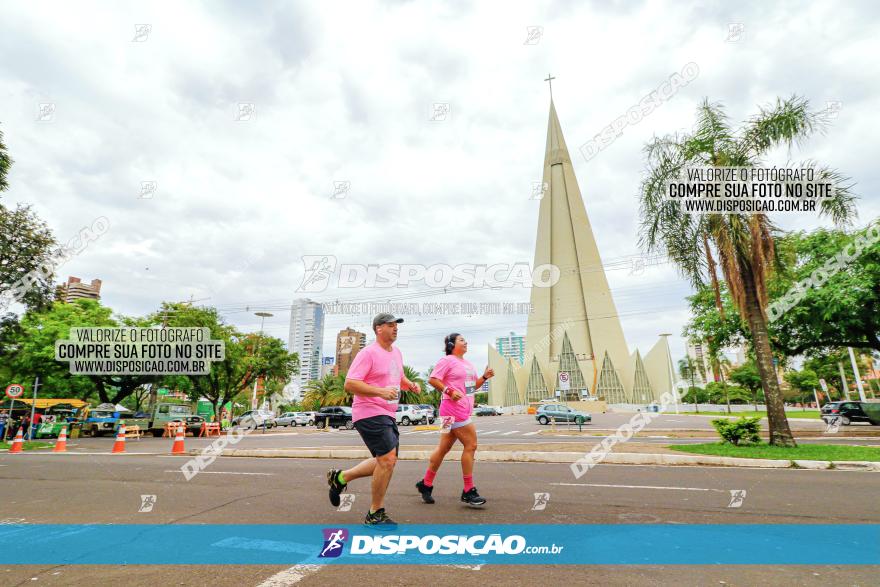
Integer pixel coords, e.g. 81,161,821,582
214,448,880,471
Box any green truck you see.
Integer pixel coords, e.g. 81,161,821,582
146,402,206,436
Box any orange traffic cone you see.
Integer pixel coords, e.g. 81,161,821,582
111,425,126,453
8,429,24,454
171,425,185,454
53,426,68,453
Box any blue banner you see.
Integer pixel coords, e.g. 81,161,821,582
0,524,876,565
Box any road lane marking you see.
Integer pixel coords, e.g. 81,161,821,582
523,431,540,436
164,470,274,476
550,482,722,492
257,565,322,585
502,431,519,436
481,430,500,435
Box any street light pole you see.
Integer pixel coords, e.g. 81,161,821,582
252,312,273,410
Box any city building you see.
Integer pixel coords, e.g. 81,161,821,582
288,298,325,392
487,100,676,407
56,276,102,303
496,332,526,365
335,327,367,374
321,356,336,377
686,341,717,385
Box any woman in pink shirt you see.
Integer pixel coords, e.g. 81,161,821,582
416,333,494,507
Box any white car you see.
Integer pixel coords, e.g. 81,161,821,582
233,410,276,429
292,412,314,426
395,404,426,426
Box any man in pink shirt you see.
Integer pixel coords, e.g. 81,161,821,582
326,313,420,527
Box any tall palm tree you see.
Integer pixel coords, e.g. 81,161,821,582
303,373,349,408
639,96,857,447
400,365,426,405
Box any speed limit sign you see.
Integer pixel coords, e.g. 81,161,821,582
5,384,24,399
558,372,571,391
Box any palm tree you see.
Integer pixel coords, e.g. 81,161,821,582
400,365,426,405
639,96,857,447
303,373,349,408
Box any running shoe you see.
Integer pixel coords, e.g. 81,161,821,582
416,479,435,504
461,487,487,507
327,468,346,507
364,508,398,528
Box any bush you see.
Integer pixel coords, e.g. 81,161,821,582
711,416,761,446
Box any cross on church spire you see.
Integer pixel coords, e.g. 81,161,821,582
544,73,556,100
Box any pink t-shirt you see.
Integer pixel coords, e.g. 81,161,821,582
431,355,478,422
346,341,405,423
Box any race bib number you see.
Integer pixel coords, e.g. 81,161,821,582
465,378,476,395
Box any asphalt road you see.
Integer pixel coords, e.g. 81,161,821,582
47,412,880,454
0,450,878,586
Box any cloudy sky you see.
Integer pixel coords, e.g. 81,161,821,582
2,0,878,374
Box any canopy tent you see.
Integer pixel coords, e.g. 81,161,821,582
5,398,88,409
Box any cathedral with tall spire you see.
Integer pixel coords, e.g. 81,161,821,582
488,100,676,407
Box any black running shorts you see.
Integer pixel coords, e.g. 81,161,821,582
353,415,399,457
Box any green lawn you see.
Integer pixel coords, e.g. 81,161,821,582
0,440,54,451
679,410,822,419
670,442,880,462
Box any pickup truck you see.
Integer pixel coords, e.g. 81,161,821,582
80,406,149,437
314,406,354,429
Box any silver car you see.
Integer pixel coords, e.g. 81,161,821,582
275,412,298,427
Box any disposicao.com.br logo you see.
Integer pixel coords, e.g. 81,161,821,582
297,255,561,293
320,529,564,557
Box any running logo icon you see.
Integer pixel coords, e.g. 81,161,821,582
319,528,349,558
531,492,550,511
298,255,337,292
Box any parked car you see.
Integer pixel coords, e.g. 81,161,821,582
275,412,298,427
315,406,354,429
417,404,436,423
300,412,317,426
475,406,501,416
232,410,277,429
821,401,878,425
535,404,591,425
395,404,426,426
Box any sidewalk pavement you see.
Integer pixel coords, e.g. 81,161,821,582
207,444,880,472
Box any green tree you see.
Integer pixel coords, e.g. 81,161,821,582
0,127,11,192
159,302,298,420
400,365,426,404
0,130,61,311
768,224,880,355
681,386,708,404
303,373,349,408
10,299,154,403
0,204,60,310
784,369,820,405
729,360,764,410
705,381,751,404
639,96,857,446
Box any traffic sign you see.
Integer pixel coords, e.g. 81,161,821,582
558,371,571,391
5,384,24,399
